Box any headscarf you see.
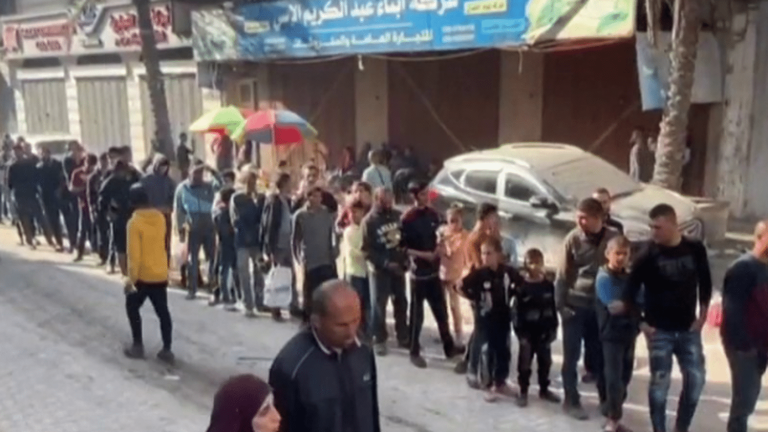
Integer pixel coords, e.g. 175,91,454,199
206,374,272,432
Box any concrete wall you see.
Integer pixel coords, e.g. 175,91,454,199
744,2,768,217
498,50,544,143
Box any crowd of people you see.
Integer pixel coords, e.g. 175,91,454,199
2,133,767,432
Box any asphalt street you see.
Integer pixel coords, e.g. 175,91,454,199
0,225,765,432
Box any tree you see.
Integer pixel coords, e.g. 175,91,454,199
134,0,174,160
650,0,701,191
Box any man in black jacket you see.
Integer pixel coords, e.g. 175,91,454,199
362,187,409,356
269,279,380,432
37,147,68,251
99,159,141,276
261,172,300,319
401,180,459,368
8,144,52,248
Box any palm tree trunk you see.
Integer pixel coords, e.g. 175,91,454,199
651,0,700,191
134,0,174,160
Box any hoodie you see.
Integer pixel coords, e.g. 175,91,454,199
174,178,219,231
361,205,406,272
140,155,176,212
127,208,169,284
99,166,142,223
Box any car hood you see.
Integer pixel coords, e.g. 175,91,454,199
611,184,697,224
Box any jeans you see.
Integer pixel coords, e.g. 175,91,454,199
219,246,237,304
647,330,706,432
76,207,93,257
370,269,409,344
237,247,264,310
409,276,455,357
476,319,510,387
725,348,767,432
125,282,173,350
561,306,604,406
94,212,109,262
350,275,372,339
61,196,79,249
188,226,216,295
518,336,553,393
17,198,51,245
303,264,338,319
603,339,636,420
42,197,64,247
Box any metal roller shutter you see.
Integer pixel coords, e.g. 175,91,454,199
77,77,130,154
140,74,203,155
21,78,68,134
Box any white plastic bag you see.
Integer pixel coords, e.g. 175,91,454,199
264,265,293,309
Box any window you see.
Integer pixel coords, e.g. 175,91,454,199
464,170,499,195
504,173,539,202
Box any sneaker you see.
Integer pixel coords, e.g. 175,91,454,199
563,403,589,420
485,388,501,403
185,292,196,300
410,354,427,369
454,359,468,374
446,345,465,359
224,303,238,312
466,375,481,390
496,383,516,397
581,372,596,384
244,309,257,318
123,344,145,359
272,310,285,322
374,343,388,356
516,393,529,407
73,255,83,263
539,389,561,403
208,297,220,307
157,348,175,364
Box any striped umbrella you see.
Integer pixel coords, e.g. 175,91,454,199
231,108,317,145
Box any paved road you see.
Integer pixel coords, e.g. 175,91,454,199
0,226,765,432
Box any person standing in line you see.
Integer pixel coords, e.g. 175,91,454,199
595,236,639,432
460,237,522,401
402,180,460,368
593,188,624,235
37,146,67,251
292,186,338,321
122,184,174,364
70,153,98,262
362,187,409,356
341,198,372,340
206,374,282,432
211,186,238,311
622,204,711,432
293,163,338,213
174,162,221,300
721,220,768,432
361,149,393,191
61,141,85,252
438,204,469,348
88,153,110,266
269,279,381,432
513,248,560,407
556,198,620,420
231,167,266,317
99,159,142,276
7,144,52,249
139,154,176,261
261,173,299,321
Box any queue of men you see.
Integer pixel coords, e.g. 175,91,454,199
2,135,767,432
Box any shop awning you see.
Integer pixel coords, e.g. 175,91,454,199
192,0,638,61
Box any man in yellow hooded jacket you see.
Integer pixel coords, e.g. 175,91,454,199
123,183,174,364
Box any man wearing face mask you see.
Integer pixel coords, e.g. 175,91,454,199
269,280,380,432
555,198,620,420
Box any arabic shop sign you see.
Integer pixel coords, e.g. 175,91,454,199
3,18,73,58
211,0,636,60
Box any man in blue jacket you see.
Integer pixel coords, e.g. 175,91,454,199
174,161,221,299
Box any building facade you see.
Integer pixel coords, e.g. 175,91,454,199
1,0,208,162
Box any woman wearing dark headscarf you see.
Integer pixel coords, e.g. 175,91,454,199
207,374,281,432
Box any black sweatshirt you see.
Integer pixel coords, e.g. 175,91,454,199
401,205,441,279
461,264,524,324
361,206,406,273
625,237,712,332
512,278,559,341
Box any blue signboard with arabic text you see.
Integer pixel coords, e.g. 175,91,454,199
235,0,529,58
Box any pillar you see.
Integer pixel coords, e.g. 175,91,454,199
354,57,388,150
62,58,81,142
498,50,544,144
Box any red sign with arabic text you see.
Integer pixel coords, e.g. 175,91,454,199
107,4,172,48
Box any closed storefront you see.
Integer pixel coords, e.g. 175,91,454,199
21,78,68,134
140,73,203,154
76,77,130,153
